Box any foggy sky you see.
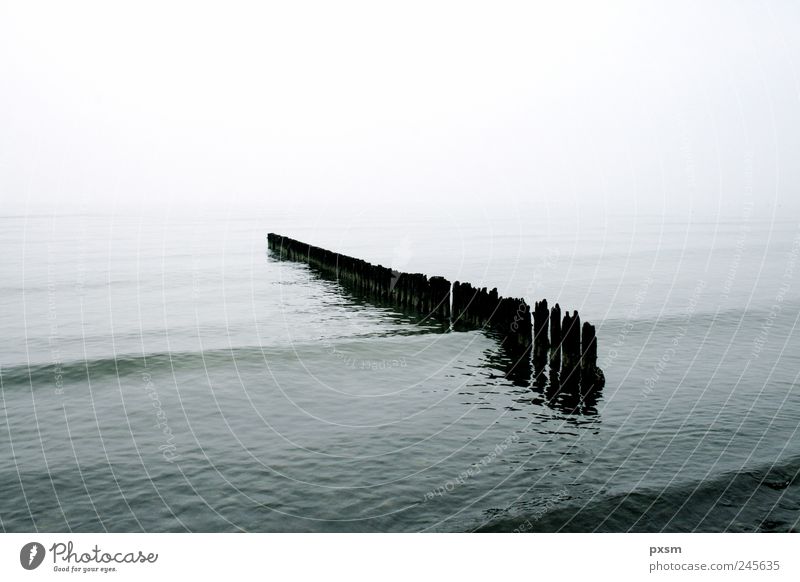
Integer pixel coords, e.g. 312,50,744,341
1,1,799,219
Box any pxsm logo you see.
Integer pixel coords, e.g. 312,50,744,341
20,542,46,570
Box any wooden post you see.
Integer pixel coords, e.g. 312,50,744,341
267,234,604,394
561,310,581,386
581,321,605,391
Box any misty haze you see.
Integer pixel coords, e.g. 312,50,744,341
1,1,799,534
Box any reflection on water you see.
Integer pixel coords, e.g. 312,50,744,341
482,338,601,417
284,248,605,420
3,214,799,533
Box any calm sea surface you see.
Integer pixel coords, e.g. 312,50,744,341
1,208,799,532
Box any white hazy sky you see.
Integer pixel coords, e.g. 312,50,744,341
1,0,799,218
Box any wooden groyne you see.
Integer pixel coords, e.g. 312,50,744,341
267,233,604,391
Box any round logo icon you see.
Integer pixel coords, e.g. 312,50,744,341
20,542,46,570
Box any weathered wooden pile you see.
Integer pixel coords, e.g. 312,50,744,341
451,281,532,353
267,233,451,319
267,233,604,391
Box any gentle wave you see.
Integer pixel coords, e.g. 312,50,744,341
0,329,455,389
475,456,800,532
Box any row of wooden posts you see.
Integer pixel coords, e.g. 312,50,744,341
268,233,604,391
